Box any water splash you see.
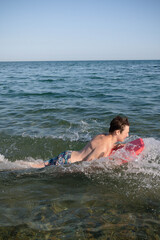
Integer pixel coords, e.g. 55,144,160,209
0,137,159,180
0,154,43,171
0,137,160,206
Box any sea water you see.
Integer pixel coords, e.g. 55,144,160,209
0,60,160,239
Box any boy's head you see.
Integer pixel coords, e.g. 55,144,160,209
109,115,129,134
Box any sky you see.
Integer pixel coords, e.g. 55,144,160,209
0,0,160,61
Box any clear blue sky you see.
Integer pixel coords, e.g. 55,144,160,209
0,0,160,61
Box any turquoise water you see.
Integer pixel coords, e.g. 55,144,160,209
0,60,160,239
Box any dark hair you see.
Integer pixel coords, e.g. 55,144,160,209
109,115,129,133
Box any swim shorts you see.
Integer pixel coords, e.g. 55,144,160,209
44,150,72,166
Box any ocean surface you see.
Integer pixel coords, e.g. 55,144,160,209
0,60,160,239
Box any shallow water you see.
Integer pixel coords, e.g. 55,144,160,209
0,60,160,239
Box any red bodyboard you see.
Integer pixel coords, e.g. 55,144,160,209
109,138,144,164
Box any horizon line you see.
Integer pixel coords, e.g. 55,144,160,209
0,59,160,63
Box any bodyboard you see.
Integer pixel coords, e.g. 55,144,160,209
109,138,144,164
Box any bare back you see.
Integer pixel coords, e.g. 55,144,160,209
70,134,114,163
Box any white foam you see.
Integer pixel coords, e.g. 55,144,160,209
127,138,160,174
0,137,160,180
46,137,160,190
0,154,44,171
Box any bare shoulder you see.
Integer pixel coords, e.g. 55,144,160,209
91,134,108,147
90,134,112,158
93,133,107,139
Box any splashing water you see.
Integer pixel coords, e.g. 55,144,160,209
0,137,159,189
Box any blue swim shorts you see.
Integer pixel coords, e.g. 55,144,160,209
44,150,72,166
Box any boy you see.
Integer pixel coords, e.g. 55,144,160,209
31,115,129,168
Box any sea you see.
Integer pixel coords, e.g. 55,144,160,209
0,60,160,239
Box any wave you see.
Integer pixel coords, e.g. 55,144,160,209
0,137,159,204
0,155,44,171
0,137,159,177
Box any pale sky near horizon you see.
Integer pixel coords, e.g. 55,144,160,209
0,0,160,61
